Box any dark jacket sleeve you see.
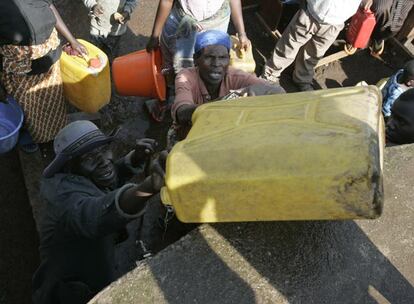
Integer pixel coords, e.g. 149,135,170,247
42,175,140,239
59,190,132,239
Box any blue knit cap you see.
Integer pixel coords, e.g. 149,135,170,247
194,30,231,53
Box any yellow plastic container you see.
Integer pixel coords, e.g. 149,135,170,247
60,39,111,113
229,35,256,73
376,78,388,90
161,86,384,223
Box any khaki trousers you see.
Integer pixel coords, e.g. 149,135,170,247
263,9,344,85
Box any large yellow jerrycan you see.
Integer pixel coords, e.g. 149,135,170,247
229,35,256,73
60,39,111,113
161,86,384,223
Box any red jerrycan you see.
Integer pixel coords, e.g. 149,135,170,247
346,8,377,50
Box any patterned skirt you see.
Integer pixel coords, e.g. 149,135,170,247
0,29,67,143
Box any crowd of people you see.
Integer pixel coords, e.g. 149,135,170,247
1,0,414,303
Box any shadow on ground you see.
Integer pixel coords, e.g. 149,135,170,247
0,150,39,304
211,220,414,303
114,220,414,303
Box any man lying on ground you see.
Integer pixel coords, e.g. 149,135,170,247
170,30,285,144
386,88,414,146
33,120,165,304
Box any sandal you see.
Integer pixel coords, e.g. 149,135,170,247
370,39,385,57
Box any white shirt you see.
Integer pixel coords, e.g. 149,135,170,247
83,0,138,36
307,0,362,25
179,0,225,21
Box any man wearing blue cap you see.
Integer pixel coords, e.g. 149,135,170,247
33,120,166,304
171,30,284,140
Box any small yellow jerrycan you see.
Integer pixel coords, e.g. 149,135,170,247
60,39,111,113
161,86,384,223
229,35,256,73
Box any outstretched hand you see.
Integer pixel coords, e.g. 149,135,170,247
238,32,251,51
132,138,158,166
113,11,130,24
238,83,286,97
148,150,168,192
70,40,88,56
138,150,168,194
146,36,160,52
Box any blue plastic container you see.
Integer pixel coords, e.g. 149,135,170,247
0,96,24,154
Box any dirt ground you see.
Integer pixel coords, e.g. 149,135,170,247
0,1,412,303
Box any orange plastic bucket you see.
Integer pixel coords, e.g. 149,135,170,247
112,49,166,101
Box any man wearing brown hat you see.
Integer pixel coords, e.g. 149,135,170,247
33,120,165,304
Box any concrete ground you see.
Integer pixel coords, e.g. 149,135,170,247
90,144,414,304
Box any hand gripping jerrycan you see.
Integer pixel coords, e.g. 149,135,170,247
229,35,256,73
346,8,377,49
161,86,384,223
60,39,111,113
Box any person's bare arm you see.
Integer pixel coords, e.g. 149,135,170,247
146,0,174,52
171,69,198,123
229,0,250,50
50,4,87,55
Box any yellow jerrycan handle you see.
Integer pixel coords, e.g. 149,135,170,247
238,48,245,59
160,186,171,205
